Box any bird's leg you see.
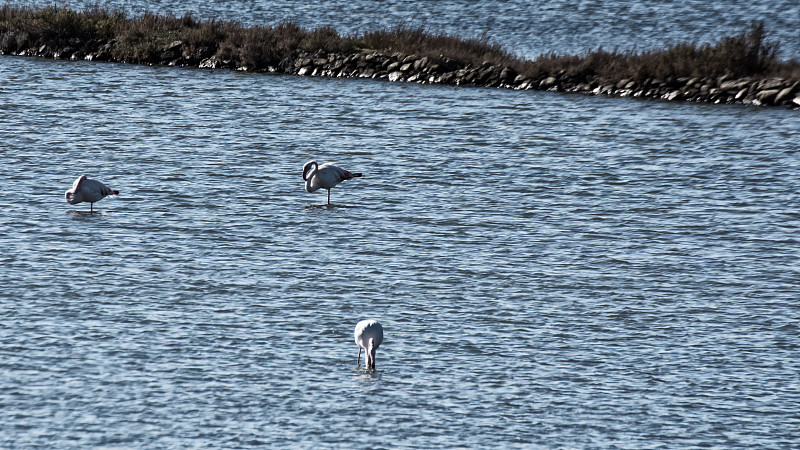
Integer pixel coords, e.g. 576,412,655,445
90,203,94,212
357,347,361,365
327,189,331,205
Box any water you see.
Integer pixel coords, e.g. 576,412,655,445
2,2,800,448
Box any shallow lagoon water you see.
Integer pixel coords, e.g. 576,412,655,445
2,1,800,447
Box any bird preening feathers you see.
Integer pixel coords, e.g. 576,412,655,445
65,175,119,212
302,160,362,205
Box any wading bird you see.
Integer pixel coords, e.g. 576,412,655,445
65,175,119,212
354,319,383,370
302,160,362,204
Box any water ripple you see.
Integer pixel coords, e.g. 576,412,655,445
1,49,799,448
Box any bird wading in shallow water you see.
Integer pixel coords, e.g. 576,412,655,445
354,319,383,370
65,175,119,212
302,160,362,205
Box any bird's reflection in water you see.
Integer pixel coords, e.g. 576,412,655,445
66,210,113,217
354,368,382,386
304,203,358,210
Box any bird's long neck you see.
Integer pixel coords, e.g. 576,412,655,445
302,161,318,181
367,338,376,368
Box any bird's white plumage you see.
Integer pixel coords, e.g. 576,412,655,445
65,175,118,210
354,319,383,369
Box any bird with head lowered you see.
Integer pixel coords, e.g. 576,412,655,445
65,175,119,212
354,319,383,370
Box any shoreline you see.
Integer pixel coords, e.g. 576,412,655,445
2,6,799,109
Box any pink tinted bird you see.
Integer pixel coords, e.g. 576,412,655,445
302,160,362,204
65,175,119,212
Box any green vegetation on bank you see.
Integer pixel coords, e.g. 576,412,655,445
2,4,798,107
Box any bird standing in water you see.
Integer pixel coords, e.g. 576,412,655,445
65,175,119,212
354,319,383,370
302,160,362,204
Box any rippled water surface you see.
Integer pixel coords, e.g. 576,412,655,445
2,2,800,448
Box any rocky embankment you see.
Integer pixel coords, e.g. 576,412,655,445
5,36,800,109
281,50,800,108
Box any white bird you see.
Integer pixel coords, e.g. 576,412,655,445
302,160,362,205
65,175,119,212
354,319,383,370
